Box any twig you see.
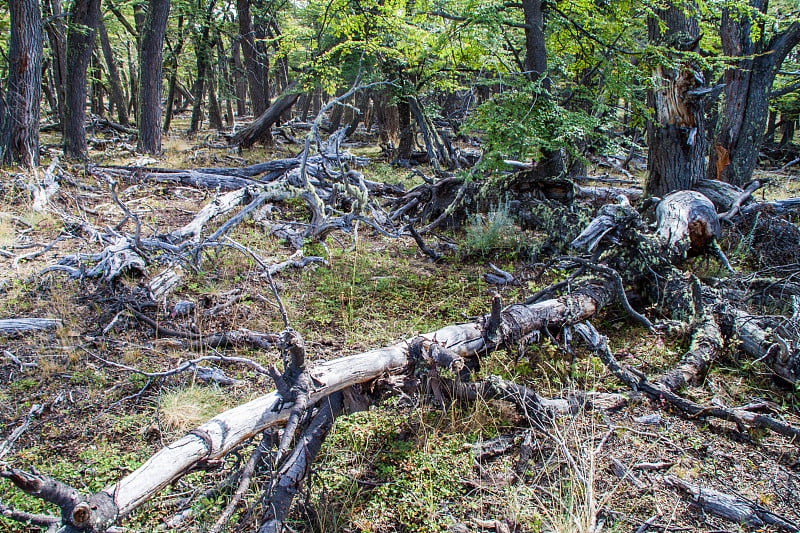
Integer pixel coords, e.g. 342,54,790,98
719,179,765,222
0,499,59,528
207,439,266,533
405,223,441,261
84,348,273,378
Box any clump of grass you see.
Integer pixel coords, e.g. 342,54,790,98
160,385,229,436
463,200,522,257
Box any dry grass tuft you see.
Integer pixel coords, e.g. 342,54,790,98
160,385,230,436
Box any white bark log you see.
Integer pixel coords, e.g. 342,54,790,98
82,284,613,525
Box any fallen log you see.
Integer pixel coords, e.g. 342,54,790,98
0,318,62,335
1,280,615,532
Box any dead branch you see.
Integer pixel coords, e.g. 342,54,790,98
258,392,344,533
0,318,62,335
664,475,799,531
575,321,800,440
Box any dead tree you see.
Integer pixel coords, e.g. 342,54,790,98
232,81,299,148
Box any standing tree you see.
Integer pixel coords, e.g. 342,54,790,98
63,0,101,159
42,0,66,125
188,0,217,135
138,0,171,153
98,19,129,127
236,0,270,117
709,2,800,185
2,0,43,167
644,3,707,197
521,0,564,179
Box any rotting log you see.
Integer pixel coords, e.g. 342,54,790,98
655,190,720,255
1,279,615,532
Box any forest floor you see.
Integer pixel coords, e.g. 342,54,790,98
0,122,799,533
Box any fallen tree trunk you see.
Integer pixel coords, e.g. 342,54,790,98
232,82,300,149
1,279,615,532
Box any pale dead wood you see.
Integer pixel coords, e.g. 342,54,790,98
0,318,62,335
2,281,615,531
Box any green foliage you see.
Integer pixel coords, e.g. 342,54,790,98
467,80,601,167
314,408,473,532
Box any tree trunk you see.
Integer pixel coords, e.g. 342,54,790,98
236,0,269,118
98,19,129,126
126,43,137,119
232,81,299,148
63,0,100,159
42,0,66,126
91,52,104,118
2,0,43,167
231,40,247,117
522,0,548,87
208,68,224,131
42,59,57,117
644,4,707,197
162,16,185,134
188,0,215,135
520,0,564,179
137,0,169,153
397,96,413,159
216,35,234,128
765,109,777,143
709,1,800,186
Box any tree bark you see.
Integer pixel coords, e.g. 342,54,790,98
137,0,170,153
710,4,800,186
522,0,548,88
232,81,299,148
98,19,129,126
163,16,185,134
231,39,247,117
236,0,269,118
397,96,413,159
207,68,224,131
42,0,66,125
644,3,707,197
520,0,564,179
2,0,43,167
63,0,100,159
216,35,234,128
188,0,216,135
2,280,613,531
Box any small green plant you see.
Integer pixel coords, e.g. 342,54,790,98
463,200,521,257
